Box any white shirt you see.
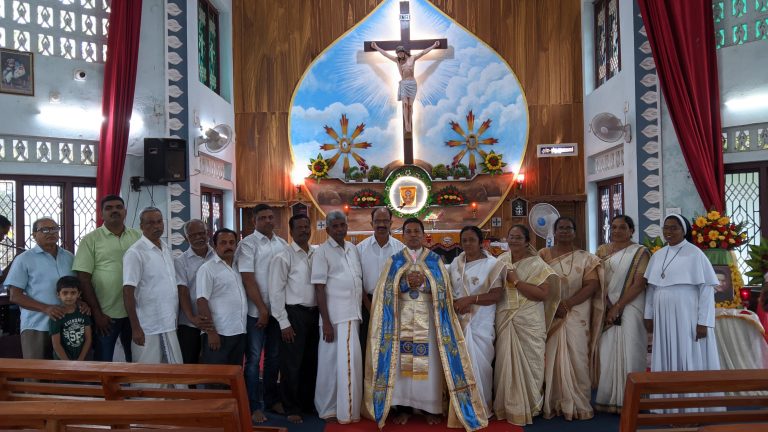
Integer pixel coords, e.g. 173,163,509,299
356,235,405,295
311,237,363,325
196,255,248,336
235,230,289,317
269,242,317,330
174,246,215,328
123,236,179,335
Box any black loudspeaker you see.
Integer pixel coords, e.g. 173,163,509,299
144,138,188,184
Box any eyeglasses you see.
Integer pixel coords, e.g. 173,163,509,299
35,226,61,234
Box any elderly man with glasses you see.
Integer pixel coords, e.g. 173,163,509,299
5,217,75,359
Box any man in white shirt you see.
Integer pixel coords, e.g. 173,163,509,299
235,204,288,423
123,207,182,364
269,214,318,424
311,211,363,424
356,207,404,351
174,219,215,364
196,228,248,366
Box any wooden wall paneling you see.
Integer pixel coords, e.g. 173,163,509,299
234,0,586,239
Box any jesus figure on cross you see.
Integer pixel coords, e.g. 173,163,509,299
370,40,439,134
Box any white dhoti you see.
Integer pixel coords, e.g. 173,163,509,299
398,79,417,101
315,320,362,423
132,331,183,364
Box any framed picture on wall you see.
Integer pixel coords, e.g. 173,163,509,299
713,265,734,303
1,48,34,96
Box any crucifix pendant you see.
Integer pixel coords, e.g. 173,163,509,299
661,272,665,279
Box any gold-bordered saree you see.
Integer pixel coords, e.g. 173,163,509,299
539,248,604,420
493,253,561,425
362,248,487,431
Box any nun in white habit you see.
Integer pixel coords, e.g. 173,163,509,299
643,214,721,379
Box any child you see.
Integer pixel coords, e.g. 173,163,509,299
50,276,92,361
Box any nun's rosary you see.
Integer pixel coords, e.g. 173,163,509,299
660,244,684,279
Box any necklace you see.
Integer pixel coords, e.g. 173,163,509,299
555,246,575,276
605,243,630,273
660,244,684,279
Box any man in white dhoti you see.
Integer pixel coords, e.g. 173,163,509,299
449,226,505,416
123,207,182,365
311,211,363,424
356,207,404,352
370,41,439,134
643,214,721,412
363,218,487,431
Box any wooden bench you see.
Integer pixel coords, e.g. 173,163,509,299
620,369,768,432
0,358,287,432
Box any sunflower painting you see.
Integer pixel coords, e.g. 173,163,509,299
445,110,499,175
320,114,372,176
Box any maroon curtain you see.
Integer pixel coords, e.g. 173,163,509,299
637,0,725,211
96,0,143,223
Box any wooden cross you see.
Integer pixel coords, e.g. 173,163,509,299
364,0,447,165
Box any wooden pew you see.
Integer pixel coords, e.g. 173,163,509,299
620,369,768,432
0,358,287,432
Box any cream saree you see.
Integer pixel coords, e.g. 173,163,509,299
493,253,561,425
595,243,650,413
539,248,603,420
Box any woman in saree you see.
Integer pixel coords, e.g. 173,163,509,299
539,216,603,420
449,225,505,417
493,224,561,425
594,215,650,413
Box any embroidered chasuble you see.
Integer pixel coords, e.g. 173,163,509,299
363,248,487,431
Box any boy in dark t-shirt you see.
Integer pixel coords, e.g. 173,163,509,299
50,276,92,360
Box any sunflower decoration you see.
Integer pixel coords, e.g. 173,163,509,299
320,114,372,176
445,110,499,175
481,150,506,175
308,153,330,182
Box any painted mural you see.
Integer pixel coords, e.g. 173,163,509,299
289,0,528,231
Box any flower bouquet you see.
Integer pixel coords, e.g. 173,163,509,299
351,189,383,208
691,210,747,250
432,185,465,206
641,236,664,254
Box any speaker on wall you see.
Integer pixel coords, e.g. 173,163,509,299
144,138,188,184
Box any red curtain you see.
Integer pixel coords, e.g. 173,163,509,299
637,0,725,211
96,0,143,223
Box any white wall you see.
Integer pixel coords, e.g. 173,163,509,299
582,0,639,250
184,0,236,230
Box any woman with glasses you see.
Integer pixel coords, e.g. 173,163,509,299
594,215,650,413
449,225,505,418
539,216,603,420
643,215,720,398
493,224,560,425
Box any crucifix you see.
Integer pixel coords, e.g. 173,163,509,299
364,0,447,165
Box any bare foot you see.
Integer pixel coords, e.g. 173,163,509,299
287,415,303,424
392,412,410,425
270,402,285,414
425,414,441,425
251,410,267,423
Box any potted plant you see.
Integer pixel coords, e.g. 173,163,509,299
746,237,768,286
454,163,470,179
432,164,449,180
368,165,384,182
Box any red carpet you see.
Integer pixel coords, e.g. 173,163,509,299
324,418,523,432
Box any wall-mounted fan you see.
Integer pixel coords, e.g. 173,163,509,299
528,203,560,248
195,124,233,156
590,112,631,143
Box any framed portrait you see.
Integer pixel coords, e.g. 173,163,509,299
398,185,418,209
713,265,734,303
1,48,34,96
